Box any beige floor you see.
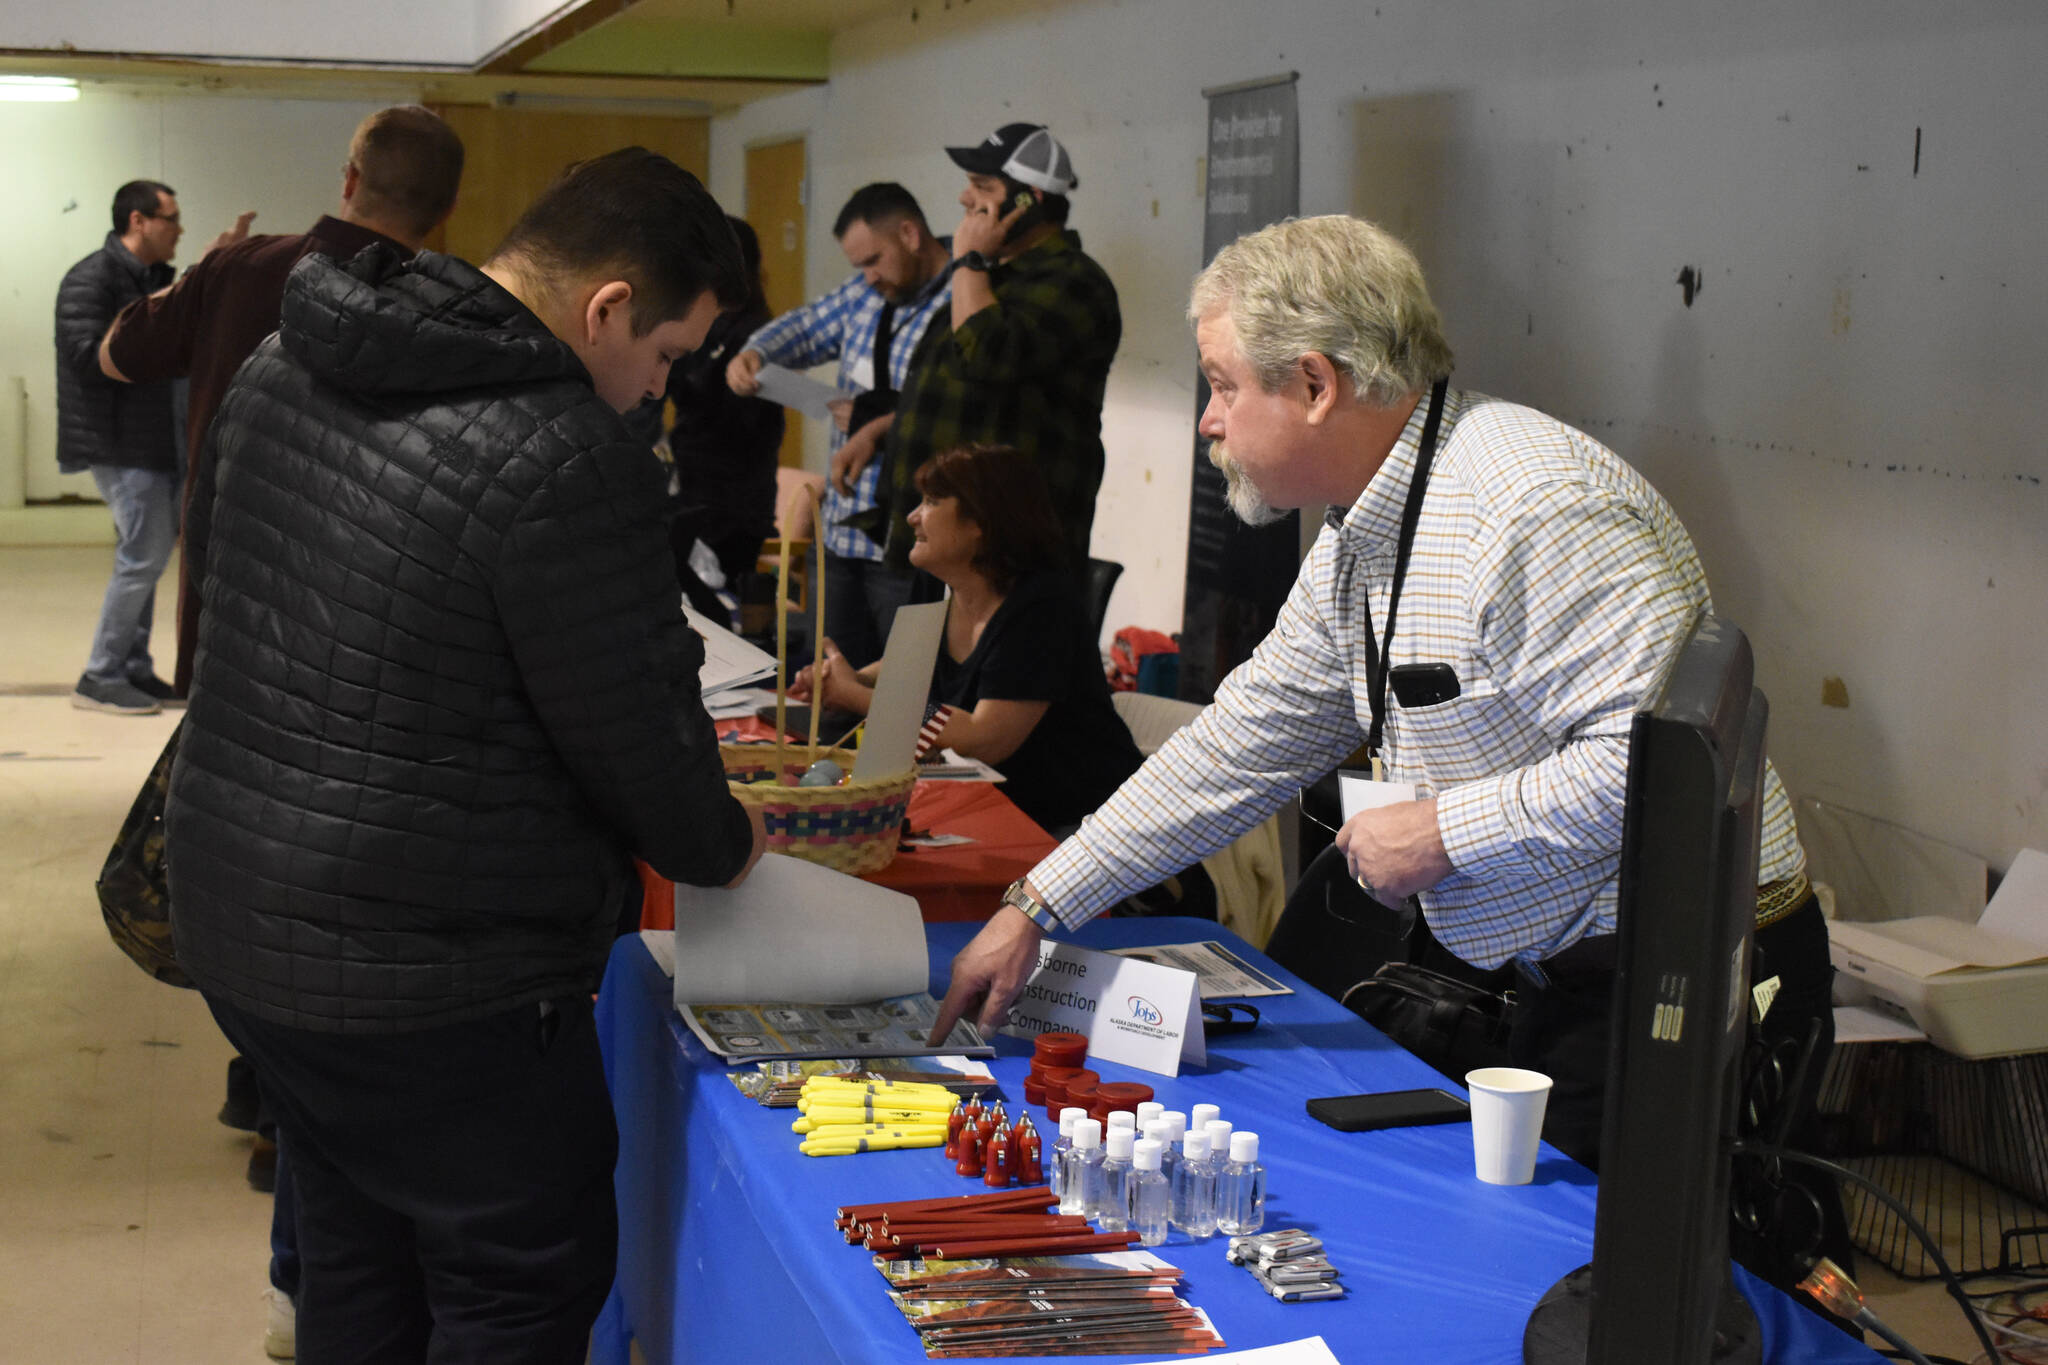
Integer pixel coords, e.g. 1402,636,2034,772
1,545,274,1364
0,545,2002,1364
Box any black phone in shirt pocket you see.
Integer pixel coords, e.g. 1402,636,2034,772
1389,662,1461,708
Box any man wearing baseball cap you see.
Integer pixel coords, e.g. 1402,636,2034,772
856,122,1120,572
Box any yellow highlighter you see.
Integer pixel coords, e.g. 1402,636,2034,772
801,1078,960,1101
798,1087,956,1110
796,1118,949,1138
799,1132,946,1156
798,1105,952,1127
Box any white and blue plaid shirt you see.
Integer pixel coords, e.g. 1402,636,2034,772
1033,389,1804,968
744,267,952,562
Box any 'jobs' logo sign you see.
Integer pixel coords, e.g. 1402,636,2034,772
1127,996,1163,1027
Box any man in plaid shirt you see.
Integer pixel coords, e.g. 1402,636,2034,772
727,184,952,667
933,216,1832,1181
854,123,1121,572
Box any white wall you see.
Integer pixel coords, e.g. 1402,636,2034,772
710,0,2048,874
0,89,390,502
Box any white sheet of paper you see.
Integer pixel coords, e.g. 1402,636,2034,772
754,363,846,420
683,604,777,696
1137,1340,1340,1365
1832,1003,1928,1046
851,600,948,782
702,686,778,720
1001,939,1205,1076
1979,848,2048,948
670,853,927,1005
1338,770,1418,820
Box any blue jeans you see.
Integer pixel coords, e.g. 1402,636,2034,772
84,465,179,684
821,551,916,670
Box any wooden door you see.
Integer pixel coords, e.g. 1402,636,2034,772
426,105,711,265
745,137,808,470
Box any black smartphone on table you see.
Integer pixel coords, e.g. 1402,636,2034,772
1306,1088,1470,1132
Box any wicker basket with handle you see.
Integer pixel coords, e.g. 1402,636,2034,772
720,486,911,875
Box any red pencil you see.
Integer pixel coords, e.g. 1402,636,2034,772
835,1185,1054,1223
882,1214,1090,1234
922,1230,1142,1259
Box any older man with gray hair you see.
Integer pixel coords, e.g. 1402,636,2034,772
932,214,1830,1183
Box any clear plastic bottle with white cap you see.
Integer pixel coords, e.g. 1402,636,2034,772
1050,1106,1086,1201
1130,1138,1171,1247
1134,1100,1165,1131
1204,1118,1233,1164
1142,1117,1178,1190
1060,1117,1106,1217
1097,1127,1135,1231
1217,1131,1267,1234
1190,1103,1221,1132
1159,1111,1188,1185
1106,1110,1137,1136
1171,1129,1218,1238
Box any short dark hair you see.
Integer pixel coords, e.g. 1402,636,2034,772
487,148,747,335
833,182,929,239
914,444,1067,590
112,180,174,234
348,105,465,241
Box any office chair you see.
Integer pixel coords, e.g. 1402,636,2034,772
1084,556,1124,641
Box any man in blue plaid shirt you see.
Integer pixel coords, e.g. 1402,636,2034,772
727,184,952,667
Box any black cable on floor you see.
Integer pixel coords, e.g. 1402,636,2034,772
1735,1141,2001,1365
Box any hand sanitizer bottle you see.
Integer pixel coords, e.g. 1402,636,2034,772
1049,1106,1085,1201
1217,1131,1267,1235
1130,1138,1171,1247
1171,1129,1218,1238
1060,1118,1105,1217
1098,1126,1135,1232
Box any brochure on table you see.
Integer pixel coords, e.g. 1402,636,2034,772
1001,938,1205,1076
663,853,992,1060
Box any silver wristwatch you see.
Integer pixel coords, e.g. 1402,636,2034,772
1001,878,1060,932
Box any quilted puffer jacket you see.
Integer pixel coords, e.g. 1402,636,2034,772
53,233,176,474
165,246,753,1033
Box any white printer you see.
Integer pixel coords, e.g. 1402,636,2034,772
1828,849,2048,1059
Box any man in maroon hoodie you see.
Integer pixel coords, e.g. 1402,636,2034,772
101,103,466,698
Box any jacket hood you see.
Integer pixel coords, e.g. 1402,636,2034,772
280,246,589,398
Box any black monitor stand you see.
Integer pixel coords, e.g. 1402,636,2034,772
1524,1266,1760,1365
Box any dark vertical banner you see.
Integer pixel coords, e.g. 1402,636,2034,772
1179,73,1301,704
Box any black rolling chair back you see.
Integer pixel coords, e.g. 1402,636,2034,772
1083,557,1124,641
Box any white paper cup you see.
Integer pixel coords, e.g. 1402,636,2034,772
1464,1067,1554,1185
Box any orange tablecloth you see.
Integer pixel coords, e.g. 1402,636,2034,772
637,776,1056,928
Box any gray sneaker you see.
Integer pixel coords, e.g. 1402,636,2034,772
71,674,162,715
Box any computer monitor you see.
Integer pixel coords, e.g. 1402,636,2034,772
1524,608,1768,1365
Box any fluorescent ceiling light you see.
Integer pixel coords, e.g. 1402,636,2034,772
0,76,81,103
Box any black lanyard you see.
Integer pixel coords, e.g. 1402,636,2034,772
1365,377,1450,761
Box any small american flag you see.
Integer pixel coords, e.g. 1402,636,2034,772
914,703,958,761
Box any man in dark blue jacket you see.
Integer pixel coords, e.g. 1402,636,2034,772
167,149,767,1364
54,179,183,714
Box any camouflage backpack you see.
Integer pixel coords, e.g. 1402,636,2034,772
96,720,192,989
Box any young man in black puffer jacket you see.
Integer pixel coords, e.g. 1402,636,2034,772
165,149,768,1364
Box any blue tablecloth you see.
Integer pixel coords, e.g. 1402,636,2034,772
592,917,1879,1364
